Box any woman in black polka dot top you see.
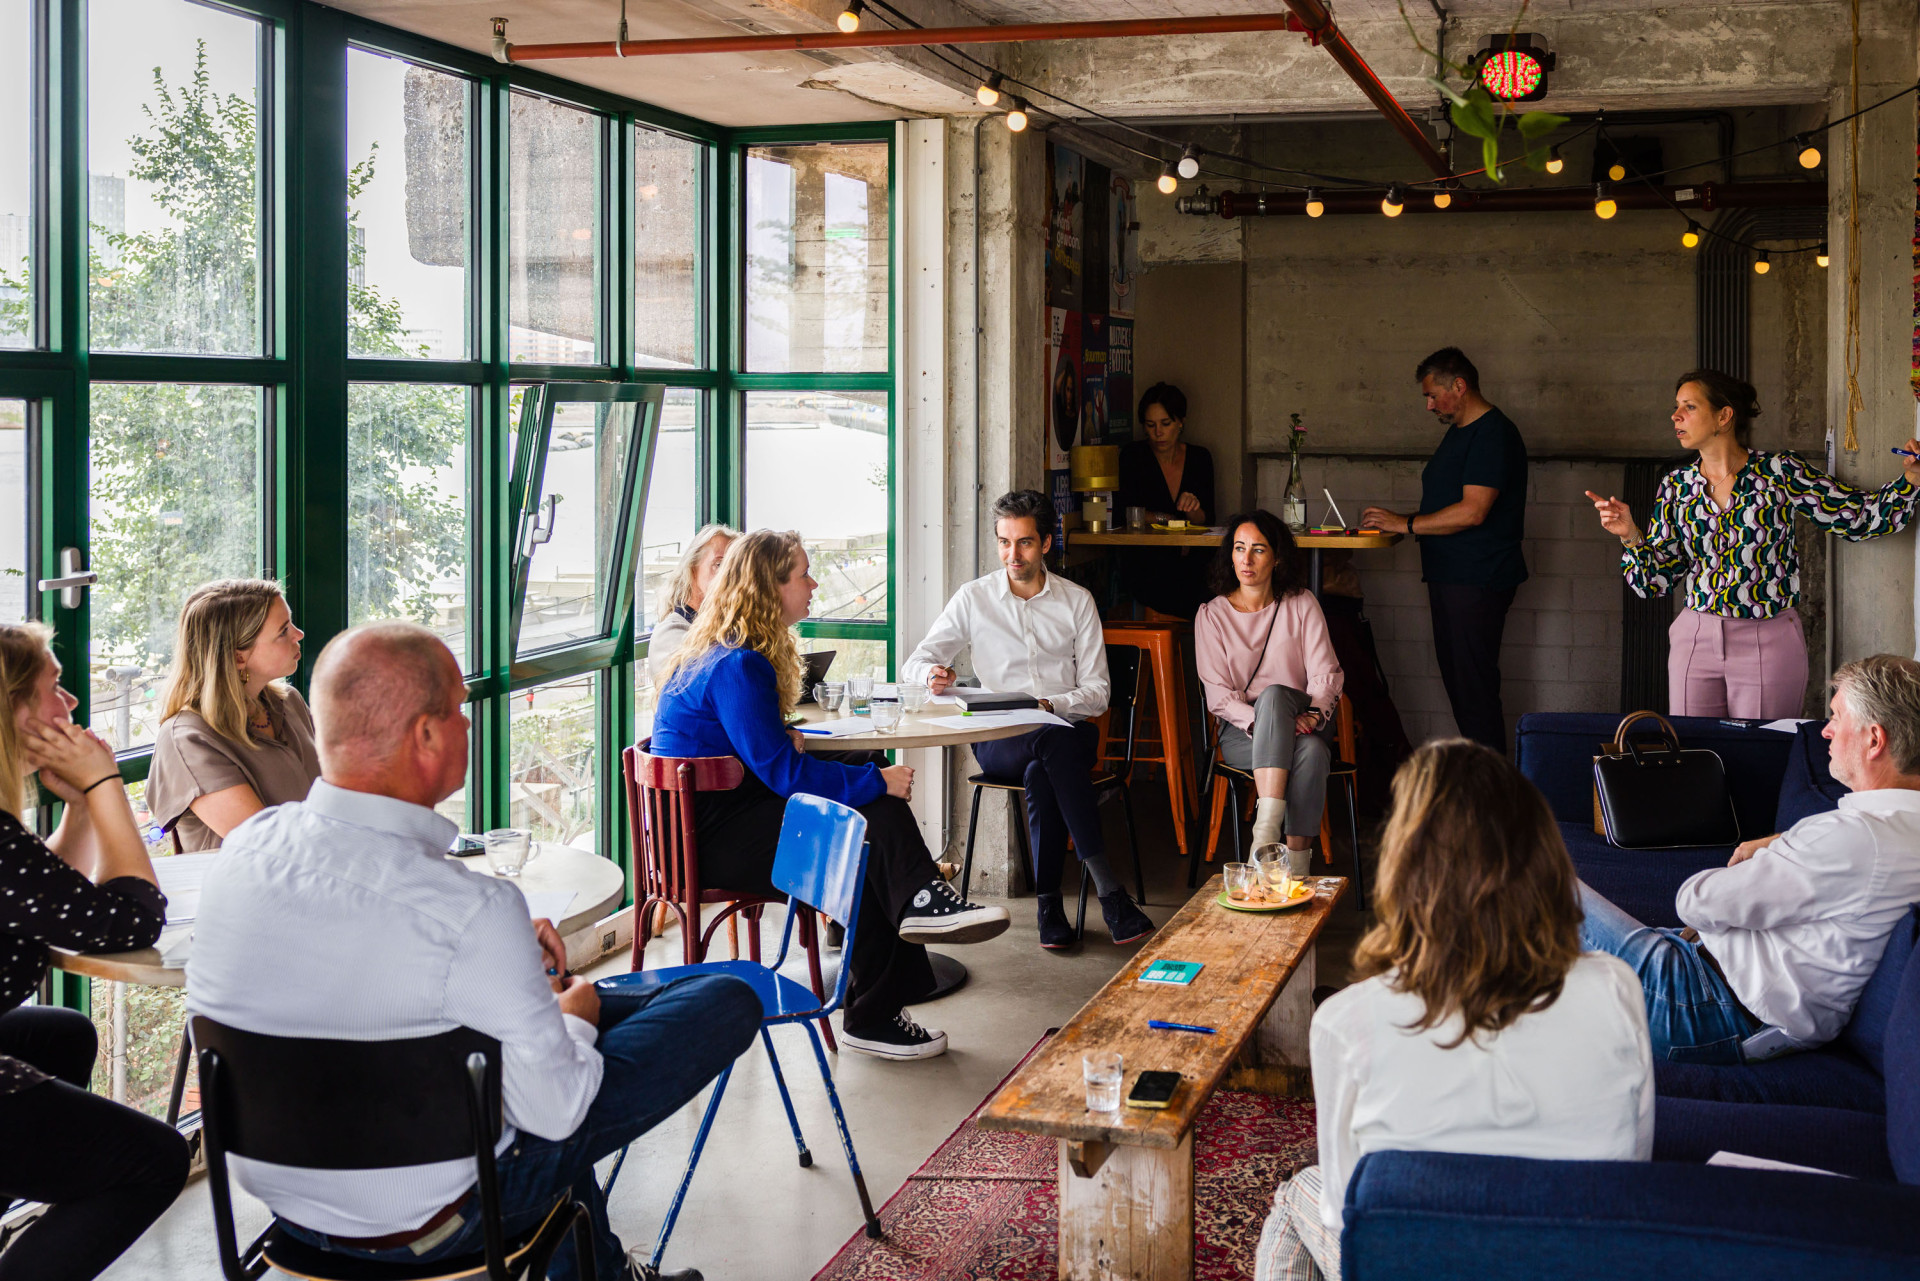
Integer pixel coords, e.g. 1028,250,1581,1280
0,622,188,1281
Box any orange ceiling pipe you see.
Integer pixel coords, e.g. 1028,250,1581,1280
1277,0,1450,177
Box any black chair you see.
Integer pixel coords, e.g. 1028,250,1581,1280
958,645,1146,939
1193,698,1365,903
192,1016,595,1281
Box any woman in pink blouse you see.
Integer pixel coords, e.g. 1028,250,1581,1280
1195,510,1344,874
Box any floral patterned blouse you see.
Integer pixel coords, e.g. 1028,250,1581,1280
1622,451,1918,620
0,809,167,1094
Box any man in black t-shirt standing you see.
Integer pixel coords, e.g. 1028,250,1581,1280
1361,347,1528,754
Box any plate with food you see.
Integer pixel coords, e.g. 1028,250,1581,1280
1217,884,1314,913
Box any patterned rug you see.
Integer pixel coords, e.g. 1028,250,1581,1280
813,1040,1318,1281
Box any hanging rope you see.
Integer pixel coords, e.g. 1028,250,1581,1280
1844,0,1864,451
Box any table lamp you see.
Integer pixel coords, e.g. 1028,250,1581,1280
1070,445,1121,531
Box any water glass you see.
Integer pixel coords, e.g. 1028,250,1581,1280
1126,505,1147,531
1084,1051,1124,1112
1223,861,1256,902
847,675,874,714
484,828,532,878
814,682,845,713
870,701,903,734
900,683,929,714
1262,859,1295,902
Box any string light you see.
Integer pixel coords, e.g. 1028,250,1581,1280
1544,146,1564,174
1304,188,1324,218
836,0,865,33
1681,220,1701,249
1004,96,1029,132
1381,184,1405,217
1157,162,1178,195
1432,188,1452,209
1816,243,1830,268
976,72,1002,107
1607,161,1627,182
1753,250,1771,275
1793,134,1822,168
1593,183,1617,220
1177,145,1202,180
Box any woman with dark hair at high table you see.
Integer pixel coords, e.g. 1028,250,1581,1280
1116,381,1216,618
1194,511,1341,875
1254,741,1654,1281
1587,368,1920,718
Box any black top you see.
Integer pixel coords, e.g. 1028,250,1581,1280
1117,440,1215,524
1416,406,1529,589
0,809,167,1094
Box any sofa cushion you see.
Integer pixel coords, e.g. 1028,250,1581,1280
1517,712,1793,837
1840,905,1920,1076
1773,721,1848,833
1561,822,1731,930
1653,1096,1894,1181
1885,910,1920,1184
1656,1041,1885,1114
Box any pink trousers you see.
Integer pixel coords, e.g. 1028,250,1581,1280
1668,607,1808,720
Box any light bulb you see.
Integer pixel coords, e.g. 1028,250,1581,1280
1816,243,1830,268
1681,221,1701,249
1608,161,1627,182
976,73,1002,107
836,1,864,33
1753,251,1771,275
1157,163,1178,195
1594,184,1617,220
1432,189,1452,210
1381,184,1405,217
1303,189,1324,217
1005,97,1028,132
1794,134,1822,169
1544,146,1564,175
1177,146,1202,180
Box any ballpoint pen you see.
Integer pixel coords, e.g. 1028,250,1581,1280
1148,1019,1216,1034
1893,447,1920,461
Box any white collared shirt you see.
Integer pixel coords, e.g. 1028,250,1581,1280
186,781,603,1237
1678,786,1920,1048
901,569,1109,720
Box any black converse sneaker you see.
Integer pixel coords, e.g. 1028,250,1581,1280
841,1011,949,1061
897,879,1010,944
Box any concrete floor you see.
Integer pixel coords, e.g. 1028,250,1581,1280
100,789,1372,1281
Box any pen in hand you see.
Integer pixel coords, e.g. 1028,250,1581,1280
1894,447,1920,461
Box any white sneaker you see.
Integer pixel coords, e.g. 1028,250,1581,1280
897,879,1010,944
841,1011,949,1060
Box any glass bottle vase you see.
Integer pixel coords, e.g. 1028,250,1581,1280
1282,455,1308,532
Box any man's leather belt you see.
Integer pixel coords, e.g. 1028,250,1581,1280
329,1190,469,1251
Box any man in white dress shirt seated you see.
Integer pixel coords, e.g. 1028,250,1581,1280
1579,654,1920,1065
902,489,1154,950
187,623,759,1281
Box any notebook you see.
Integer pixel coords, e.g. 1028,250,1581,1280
949,687,1039,712
1138,960,1204,986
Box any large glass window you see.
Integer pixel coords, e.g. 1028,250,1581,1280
347,382,469,667
510,672,596,847
745,390,888,622
88,0,264,357
509,94,601,365
347,49,470,360
88,383,261,751
634,127,700,370
0,398,23,623
0,0,32,350
745,141,888,373
633,388,699,739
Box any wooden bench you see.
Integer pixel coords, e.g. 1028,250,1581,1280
978,873,1346,1281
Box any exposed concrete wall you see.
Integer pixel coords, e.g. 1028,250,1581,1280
1133,263,1251,517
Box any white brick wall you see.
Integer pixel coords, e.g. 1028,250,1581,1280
1258,457,1630,747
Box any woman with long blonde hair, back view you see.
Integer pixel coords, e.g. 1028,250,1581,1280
146,579,320,850
0,623,189,1280
651,529,1009,1061
1254,740,1655,1281
647,523,739,683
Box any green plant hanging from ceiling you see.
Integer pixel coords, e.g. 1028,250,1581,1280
1397,0,1568,183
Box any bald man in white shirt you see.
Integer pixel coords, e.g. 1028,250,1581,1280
1579,654,1920,1065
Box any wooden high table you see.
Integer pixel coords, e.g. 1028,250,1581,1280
979,873,1347,1281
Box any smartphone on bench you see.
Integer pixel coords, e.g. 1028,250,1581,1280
1126,1070,1182,1109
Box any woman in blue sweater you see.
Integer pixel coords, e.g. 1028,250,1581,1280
652,530,1009,1060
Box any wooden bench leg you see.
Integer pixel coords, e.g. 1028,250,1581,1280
1227,945,1317,1098
1057,1132,1193,1281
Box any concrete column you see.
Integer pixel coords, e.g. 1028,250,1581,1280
1828,0,1920,663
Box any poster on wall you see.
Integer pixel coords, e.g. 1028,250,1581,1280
1048,306,1080,471
1106,318,1135,444
1109,170,1139,320
1081,314,1109,446
1046,145,1085,310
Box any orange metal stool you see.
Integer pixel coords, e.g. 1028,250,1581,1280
1101,621,1197,857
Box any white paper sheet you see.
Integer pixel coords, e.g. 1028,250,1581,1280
155,851,220,926
926,694,965,706
926,709,1071,731
519,890,577,923
1759,718,1815,734
158,925,195,967
1707,1151,1847,1177
797,716,874,738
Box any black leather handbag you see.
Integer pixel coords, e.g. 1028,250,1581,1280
1592,711,1741,849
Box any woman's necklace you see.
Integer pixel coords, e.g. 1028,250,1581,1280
247,695,273,736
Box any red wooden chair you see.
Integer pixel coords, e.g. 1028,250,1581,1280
623,743,836,1049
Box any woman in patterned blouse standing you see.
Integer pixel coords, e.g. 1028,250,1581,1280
1586,370,1920,718
0,622,188,1280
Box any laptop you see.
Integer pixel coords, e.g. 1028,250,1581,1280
797,650,838,702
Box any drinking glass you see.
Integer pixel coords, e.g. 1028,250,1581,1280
1223,862,1256,902
484,828,532,877
900,683,929,714
1126,506,1147,531
1083,1051,1124,1112
847,675,874,714
814,682,845,713
869,701,903,734
1262,859,1295,902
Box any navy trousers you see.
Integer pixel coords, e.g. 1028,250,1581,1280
973,721,1105,896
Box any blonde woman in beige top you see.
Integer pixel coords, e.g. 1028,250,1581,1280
147,580,320,852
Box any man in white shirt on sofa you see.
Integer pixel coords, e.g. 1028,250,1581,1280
188,623,759,1281
902,489,1153,950
1579,653,1920,1064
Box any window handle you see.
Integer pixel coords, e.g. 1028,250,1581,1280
38,547,97,610
522,493,561,558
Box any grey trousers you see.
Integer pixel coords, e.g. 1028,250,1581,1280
1217,684,1332,838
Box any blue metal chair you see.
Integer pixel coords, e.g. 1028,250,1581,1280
595,794,883,1275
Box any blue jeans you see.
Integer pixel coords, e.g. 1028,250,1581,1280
1577,882,1755,1065
282,973,761,1280
973,721,1105,896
